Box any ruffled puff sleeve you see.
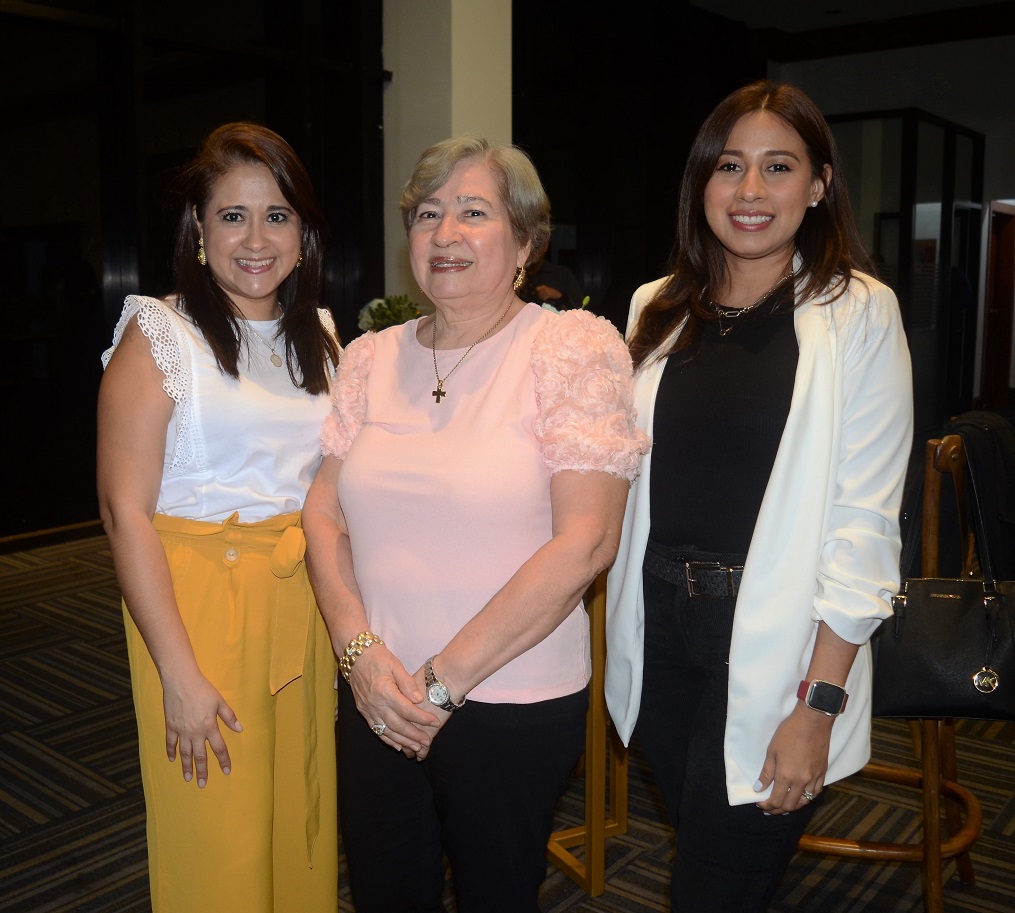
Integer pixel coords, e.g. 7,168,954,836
321,331,374,459
532,309,650,481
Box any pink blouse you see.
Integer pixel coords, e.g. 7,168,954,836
322,303,649,703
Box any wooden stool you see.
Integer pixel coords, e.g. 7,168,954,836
798,435,983,913
546,570,629,895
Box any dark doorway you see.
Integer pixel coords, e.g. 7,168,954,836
982,202,1015,408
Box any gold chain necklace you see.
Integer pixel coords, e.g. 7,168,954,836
431,300,514,403
248,326,283,367
712,272,794,336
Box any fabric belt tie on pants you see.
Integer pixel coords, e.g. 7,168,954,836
644,540,746,599
152,510,321,863
266,521,321,866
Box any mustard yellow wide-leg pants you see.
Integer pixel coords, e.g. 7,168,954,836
123,512,338,913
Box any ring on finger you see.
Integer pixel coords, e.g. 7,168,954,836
371,722,387,737
802,789,816,802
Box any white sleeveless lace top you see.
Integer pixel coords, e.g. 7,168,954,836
102,295,339,522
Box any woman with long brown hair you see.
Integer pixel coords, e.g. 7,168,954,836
97,122,340,912
605,81,914,910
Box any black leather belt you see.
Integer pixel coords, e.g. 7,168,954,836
644,543,745,599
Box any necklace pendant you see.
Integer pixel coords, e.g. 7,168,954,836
270,353,283,367
432,384,447,403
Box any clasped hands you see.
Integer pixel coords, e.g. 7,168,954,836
351,646,451,760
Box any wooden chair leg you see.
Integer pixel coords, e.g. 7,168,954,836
920,719,945,913
939,720,976,885
546,572,629,895
909,719,924,760
797,718,982,913
610,726,629,830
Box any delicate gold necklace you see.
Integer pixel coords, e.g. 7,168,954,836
249,326,283,367
431,300,514,403
712,272,794,336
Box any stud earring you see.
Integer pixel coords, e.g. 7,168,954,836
809,200,819,208
197,237,207,266
513,267,526,291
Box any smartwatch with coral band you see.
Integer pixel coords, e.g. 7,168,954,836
797,679,849,716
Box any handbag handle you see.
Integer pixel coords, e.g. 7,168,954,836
963,438,1002,595
899,488,921,581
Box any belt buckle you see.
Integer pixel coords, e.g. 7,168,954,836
685,560,726,598
684,560,744,598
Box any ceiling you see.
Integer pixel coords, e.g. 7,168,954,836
689,0,982,34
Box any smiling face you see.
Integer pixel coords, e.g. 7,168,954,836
704,110,829,275
194,162,303,319
407,156,530,312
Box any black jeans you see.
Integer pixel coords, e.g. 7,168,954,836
635,543,821,913
337,679,587,913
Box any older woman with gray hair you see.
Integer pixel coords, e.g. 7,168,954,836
304,134,649,913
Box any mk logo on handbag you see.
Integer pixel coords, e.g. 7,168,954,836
973,667,1000,694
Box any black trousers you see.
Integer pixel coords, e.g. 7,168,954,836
635,546,821,913
337,679,587,913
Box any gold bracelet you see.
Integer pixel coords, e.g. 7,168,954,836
338,631,384,682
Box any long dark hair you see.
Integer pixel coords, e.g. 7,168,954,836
628,81,875,370
170,122,339,394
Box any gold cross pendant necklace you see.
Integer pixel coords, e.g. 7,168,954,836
431,299,514,403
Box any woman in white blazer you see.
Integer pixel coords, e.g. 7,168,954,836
604,81,913,911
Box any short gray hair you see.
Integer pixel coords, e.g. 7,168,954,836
399,135,551,266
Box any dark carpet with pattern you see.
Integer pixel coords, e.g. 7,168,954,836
1,535,1013,912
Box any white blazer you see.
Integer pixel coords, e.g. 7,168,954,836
605,269,914,805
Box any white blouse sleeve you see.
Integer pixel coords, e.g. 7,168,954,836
101,295,196,472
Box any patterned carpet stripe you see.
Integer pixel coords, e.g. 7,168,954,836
20,648,126,704
0,670,84,732
21,590,130,640
0,797,148,913
0,652,118,725
0,534,1013,912
0,568,115,613
0,613,78,665
0,552,56,574
0,732,124,827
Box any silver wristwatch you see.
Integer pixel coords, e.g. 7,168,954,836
424,656,466,712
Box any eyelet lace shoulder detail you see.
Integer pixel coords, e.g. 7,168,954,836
317,307,343,378
531,309,650,480
321,331,374,459
101,295,198,472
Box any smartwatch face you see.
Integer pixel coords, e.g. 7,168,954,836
809,681,846,715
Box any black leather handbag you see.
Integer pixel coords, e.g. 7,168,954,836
872,443,1015,722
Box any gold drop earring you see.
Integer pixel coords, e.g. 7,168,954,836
197,237,207,266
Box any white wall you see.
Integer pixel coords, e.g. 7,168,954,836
382,0,512,302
